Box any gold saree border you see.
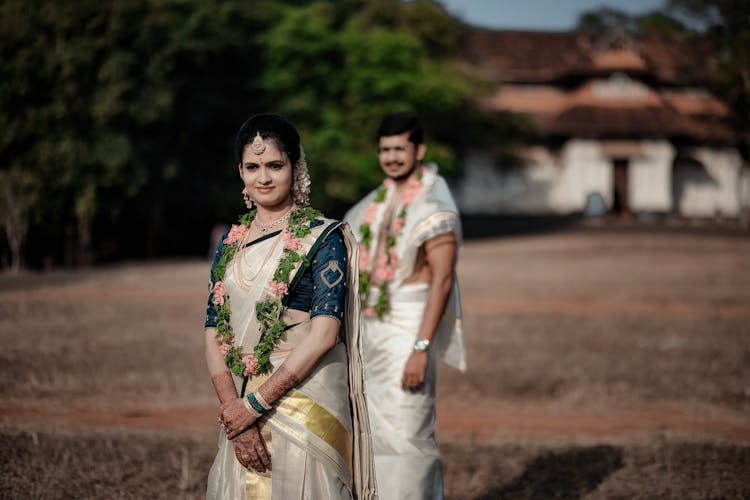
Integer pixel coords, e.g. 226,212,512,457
245,471,272,500
268,388,353,482
405,211,460,247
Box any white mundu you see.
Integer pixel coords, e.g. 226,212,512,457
345,163,467,500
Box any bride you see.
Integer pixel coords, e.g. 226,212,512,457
202,113,376,499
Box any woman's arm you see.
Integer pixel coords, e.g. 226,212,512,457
258,315,339,400
206,327,271,472
220,315,340,439
205,327,238,404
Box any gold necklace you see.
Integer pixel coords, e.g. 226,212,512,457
232,229,282,290
253,206,293,233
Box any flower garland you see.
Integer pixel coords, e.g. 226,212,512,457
358,169,423,318
210,206,322,377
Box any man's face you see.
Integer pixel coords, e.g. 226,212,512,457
377,132,425,182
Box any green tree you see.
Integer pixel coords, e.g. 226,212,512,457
576,5,690,35
667,0,750,136
0,0,513,268
260,0,480,212
0,0,271,267
0,167,37,273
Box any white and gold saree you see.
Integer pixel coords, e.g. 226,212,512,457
206,220,377,500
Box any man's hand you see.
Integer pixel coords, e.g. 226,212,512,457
233,425,271,472
402,350,428,390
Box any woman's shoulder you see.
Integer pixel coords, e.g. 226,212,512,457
306,216,346,252
309,215,342,231
310,217,336,229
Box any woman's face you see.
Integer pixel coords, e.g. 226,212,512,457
239,139,293,211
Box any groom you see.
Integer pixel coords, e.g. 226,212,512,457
345,112,466,499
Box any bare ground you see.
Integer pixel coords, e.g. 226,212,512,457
1,226,749,498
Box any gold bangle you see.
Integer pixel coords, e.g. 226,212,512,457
253,391,273,411
242,397,262,418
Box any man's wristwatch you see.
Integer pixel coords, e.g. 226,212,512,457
413,338,430,352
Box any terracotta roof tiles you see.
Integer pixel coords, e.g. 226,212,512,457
469,28,735,142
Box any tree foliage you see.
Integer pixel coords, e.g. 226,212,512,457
0,0,277,266
0,0,491,269
667,0,750,134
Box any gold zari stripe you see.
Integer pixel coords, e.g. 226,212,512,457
275,389,353,474
245,471,272,500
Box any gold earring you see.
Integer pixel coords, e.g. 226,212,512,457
242,188,253,209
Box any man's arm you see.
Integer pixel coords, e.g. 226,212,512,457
402,231,457,389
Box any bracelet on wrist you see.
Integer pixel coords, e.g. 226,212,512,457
253,391,273,411
247,392,270,415
242,397,262,418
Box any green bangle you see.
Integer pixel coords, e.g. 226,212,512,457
247,392,268,414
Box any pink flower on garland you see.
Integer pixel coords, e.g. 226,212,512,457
402,180,422,205
377,252,389,267
212,281,226,306
364,307,376,317
223,224,248,245
242,355,259,376
218,342,231,356
363,203,378,224
359,244,370,270
391,217,404,232
374,251,394,281
383,178,395,188
268,279,289,296
282,231,303,251
376,264,394,281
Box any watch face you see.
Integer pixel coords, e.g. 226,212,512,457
414,339,430,352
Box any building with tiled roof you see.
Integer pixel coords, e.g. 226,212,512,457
455,28,749,219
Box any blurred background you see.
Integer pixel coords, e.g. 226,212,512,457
1,1,749,498
1,0,748,272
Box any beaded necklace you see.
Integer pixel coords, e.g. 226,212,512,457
253,206,293,233
358,168,423,318
210,205,322,376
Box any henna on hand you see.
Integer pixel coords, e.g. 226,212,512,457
233,425,271,472
211,371,238,406
221,397,259,440
257,364,301,406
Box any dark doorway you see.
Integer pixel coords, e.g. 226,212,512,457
612,158,632,218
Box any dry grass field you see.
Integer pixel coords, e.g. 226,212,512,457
1,225,749,499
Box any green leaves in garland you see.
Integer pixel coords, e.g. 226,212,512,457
210,206,321,377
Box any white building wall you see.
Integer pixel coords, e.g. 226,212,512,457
554,139,612,212
629,141,674,212
677,147,744,218
455,141,746,218
455,141,613,214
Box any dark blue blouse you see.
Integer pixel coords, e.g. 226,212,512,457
204,220,347,328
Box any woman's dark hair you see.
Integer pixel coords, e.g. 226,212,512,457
376,111,424,145
234,113,301,165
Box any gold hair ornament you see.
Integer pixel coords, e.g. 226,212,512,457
250,132,267,155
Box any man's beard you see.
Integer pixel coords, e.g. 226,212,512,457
386,162,418,182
